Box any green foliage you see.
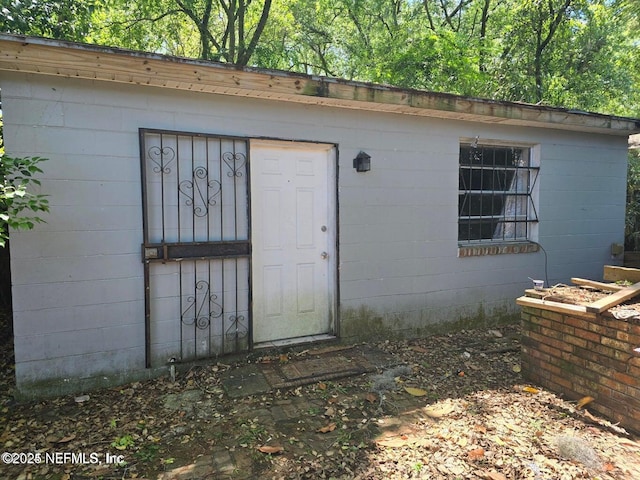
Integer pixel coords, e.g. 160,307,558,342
0,155,50,247
111,434,135,450
0,113,49,248
617,0,640,29
2,1,638,116
237,418,267,445
626,149,640,251
249,0,640,116
135,442,160,462
492,0,639,115
0,0,99,41
87,0,272,65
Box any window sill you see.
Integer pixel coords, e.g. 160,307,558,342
458,242,539,257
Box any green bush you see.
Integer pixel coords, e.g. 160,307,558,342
0,113,50,247
0,155,50,247
626,149,640,251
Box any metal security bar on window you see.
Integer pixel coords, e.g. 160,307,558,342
458,143,538,243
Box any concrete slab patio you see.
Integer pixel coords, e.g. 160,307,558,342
159,345,403,480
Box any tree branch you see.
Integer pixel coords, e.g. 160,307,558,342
237,0,272,66
540,0,572,53
423,0,437,31
238,0,246,62
440,0,473,31
478,0,491,72
176,0,222,60
310,44,337,77
103,9,183,31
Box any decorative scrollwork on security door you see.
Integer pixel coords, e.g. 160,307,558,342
179,166,222,217
148,146,175,174
181,280,223,330
225,315,248,339
222,152,246,178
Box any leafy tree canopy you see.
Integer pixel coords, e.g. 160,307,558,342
0,0,638,116
0,0,99,40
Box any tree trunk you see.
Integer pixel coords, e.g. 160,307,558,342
533,0,573,103
478,0,491,72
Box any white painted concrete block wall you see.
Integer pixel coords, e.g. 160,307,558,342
1,72,628,396
3,76,147,396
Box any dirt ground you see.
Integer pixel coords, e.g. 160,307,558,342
1,320,639,480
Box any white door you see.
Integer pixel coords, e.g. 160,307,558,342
250,140,336,344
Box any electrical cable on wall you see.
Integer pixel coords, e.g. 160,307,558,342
530,241,549,288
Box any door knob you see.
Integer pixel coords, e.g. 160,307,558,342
320,252,329,259
321,225,327,232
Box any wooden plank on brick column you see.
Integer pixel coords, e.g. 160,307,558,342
603,265,640,283
585,281,640,313
516,296,594,318
570,278,625,292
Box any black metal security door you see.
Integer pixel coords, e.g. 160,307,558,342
140,129,250,367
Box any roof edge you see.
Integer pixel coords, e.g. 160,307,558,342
1,34,639,136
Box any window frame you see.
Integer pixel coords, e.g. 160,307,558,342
458,139,540,249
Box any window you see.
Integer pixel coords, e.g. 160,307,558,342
458,141,538,244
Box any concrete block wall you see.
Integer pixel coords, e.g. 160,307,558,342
0,70,630,397
521,305,640,434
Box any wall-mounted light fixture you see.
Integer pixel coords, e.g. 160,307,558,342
353,151,371,172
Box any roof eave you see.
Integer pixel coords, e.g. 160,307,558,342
1,34,639,136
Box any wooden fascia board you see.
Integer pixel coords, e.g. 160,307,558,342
1,35,639,136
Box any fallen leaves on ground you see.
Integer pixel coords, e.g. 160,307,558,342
404,386,428,397
480,471,508,480
316,423,337,433
365,392,378,404
375,436,410,448
1,322,638,480
55,434,76,444
409,346,428,353
467,447,485,460
257,445,284,454
423,402,456,418
577,395,595,409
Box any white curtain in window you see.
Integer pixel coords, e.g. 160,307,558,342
493,163,528,240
